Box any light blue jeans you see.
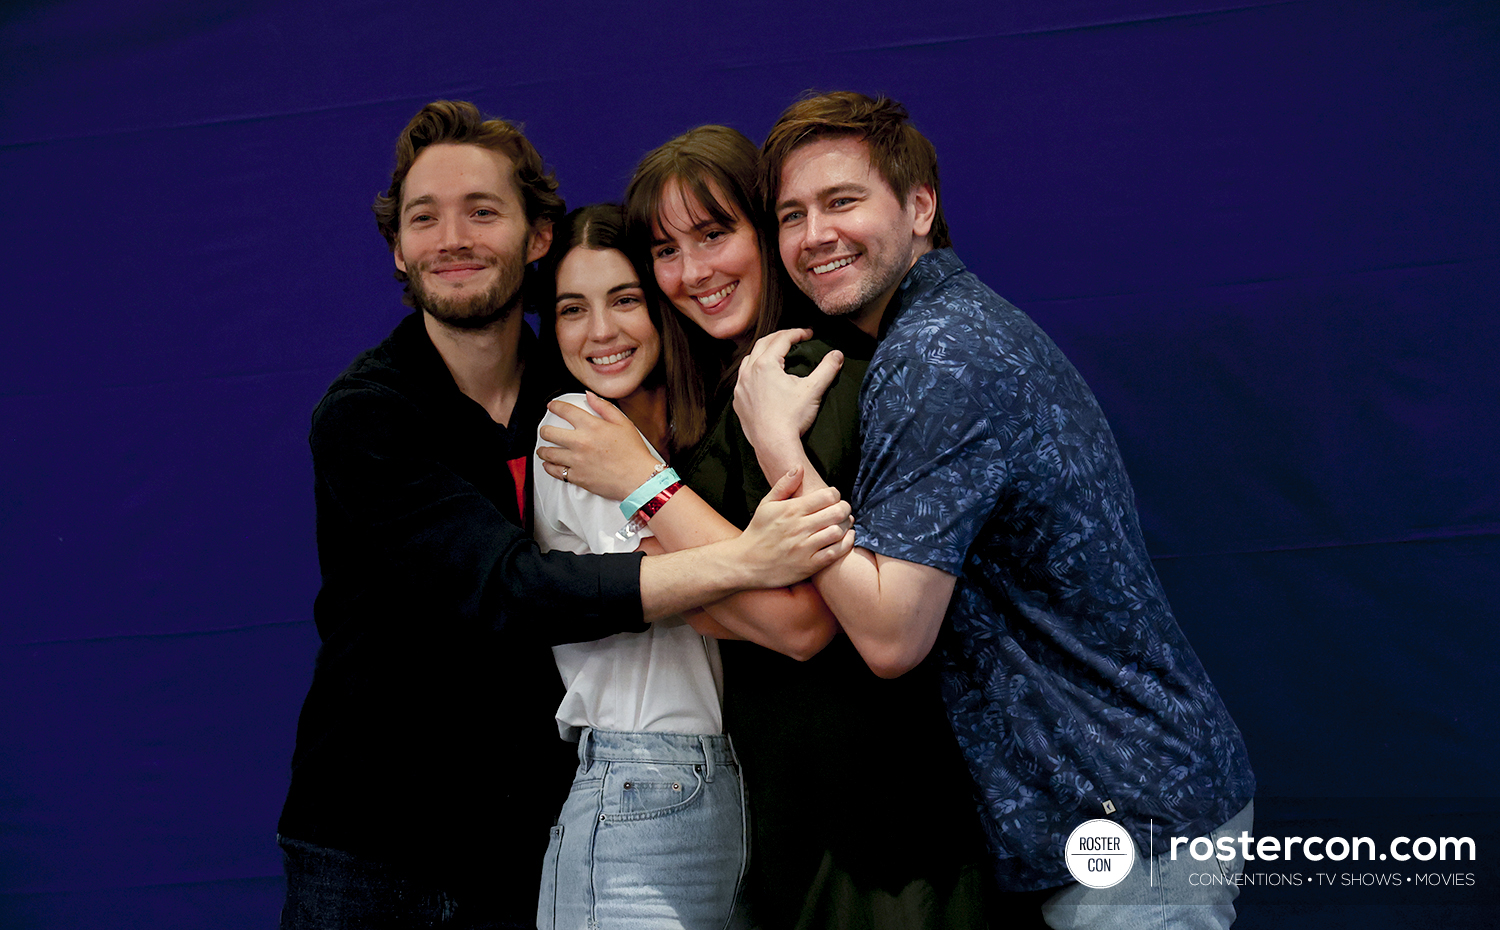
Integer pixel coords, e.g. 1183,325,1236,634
538,728,747,930
1042,801,1255,930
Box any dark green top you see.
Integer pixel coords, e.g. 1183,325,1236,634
680,319,987,926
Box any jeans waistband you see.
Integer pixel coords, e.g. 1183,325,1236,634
576,727,737,779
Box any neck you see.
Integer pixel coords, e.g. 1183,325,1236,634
424,308,526,426
615,384,671,460
853,239,933,339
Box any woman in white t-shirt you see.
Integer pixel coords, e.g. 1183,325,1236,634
535,204,836,929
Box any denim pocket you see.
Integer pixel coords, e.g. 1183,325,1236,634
605,762,706,820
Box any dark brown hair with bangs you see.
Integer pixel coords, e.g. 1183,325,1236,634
624,125,804,449
761,91,951,249
534,204,699,460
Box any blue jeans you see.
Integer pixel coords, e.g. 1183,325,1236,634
278,834,522,930
538,728,747,930
1041,801,1255,930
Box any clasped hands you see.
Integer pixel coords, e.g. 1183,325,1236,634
536,344,850,587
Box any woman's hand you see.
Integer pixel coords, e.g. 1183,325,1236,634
733,465,854,589
537,393,661,501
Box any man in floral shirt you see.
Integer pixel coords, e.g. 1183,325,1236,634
736,91,1256,928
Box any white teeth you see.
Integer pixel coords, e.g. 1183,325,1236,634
590,349,634,366
812,256,856,274
695,282,736,305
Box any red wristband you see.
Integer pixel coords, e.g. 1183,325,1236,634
635,481,683,523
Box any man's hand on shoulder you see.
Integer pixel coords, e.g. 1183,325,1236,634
734,328,843,482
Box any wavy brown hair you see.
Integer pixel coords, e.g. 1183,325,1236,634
760,91,951,249
372,100,566,305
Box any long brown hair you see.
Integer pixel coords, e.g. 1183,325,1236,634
535,204,700,460
625,125,805,450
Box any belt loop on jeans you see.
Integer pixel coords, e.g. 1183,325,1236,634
578,727,593,772
699,735,715,782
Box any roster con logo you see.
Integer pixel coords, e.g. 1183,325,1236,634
1065,819,1137,888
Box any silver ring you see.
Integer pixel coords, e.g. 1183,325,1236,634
561,466,570,484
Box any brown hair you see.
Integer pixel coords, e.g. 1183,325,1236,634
624,126,810,448
760,91,951,249
535,204,701,460
372,100,566,301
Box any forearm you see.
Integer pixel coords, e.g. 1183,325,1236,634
681,606,745,641
315,392,647,645
751,436,830,496
638,538,758,622
813,549,956,678
639,559,828,659
635,536,745,643
644,490,837,658
490,543,649,645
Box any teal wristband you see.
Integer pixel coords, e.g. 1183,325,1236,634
620,466,680,518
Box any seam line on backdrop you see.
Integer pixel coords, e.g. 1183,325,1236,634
722,1,1303,66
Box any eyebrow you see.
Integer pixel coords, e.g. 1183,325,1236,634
650,216,728,246
777,182,868,214
402,191,505,215
555,281,643,302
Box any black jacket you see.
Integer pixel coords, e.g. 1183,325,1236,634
279,311,644,908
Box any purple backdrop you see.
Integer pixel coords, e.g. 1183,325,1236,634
2,1,1496,927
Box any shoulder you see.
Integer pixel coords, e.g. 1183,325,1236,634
894,255,1012,337
314,313,437,417
312,376,422,451
536,390,604,436
879,258,1048,388
784,337,839,376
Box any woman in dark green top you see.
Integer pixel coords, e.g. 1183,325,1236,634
538,125,992,929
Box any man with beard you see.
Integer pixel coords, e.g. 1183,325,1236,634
276,100,853,929
736,92,1255,928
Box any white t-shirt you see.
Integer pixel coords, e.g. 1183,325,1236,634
532,393,724,741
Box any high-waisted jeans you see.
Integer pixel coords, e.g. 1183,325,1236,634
538,728,747,930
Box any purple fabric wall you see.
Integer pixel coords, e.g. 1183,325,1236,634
2,1,1495,926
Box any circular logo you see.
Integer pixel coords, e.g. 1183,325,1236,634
1064,819,1136,889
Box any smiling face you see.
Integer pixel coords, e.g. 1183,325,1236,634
552,247,661,400
649,177,764,345
775,135,934,336
393,143,550,329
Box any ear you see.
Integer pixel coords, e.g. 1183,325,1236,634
908,183,936,241
526,220,554,264
393,241,408,274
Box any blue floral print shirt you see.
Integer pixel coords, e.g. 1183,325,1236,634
852,249,1255,891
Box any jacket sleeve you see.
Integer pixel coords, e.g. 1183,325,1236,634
310,383,646,645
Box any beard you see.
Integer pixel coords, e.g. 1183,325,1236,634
407,252,527,330
800,247,913,320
